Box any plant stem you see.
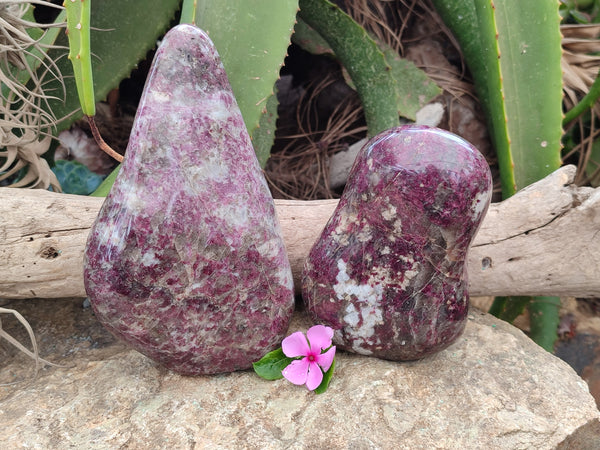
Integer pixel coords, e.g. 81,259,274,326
563,69,600,126
87,116,123,163
298,0,399,136
66,0,95,116
489,296,531,323
528,296,560,352
180,0,198,24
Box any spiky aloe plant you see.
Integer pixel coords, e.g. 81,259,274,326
431,0,564,351
92,0,300,195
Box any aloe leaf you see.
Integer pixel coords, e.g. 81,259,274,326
294,19,441,123
342,47,441,121
382,47,441,121
192,0,298,154
487,296,530,324
65,0,94,116
298,0,399,136
477,1,563,352
432,0,563,197
486,1,563,194
180,0,198,24
45,0,181,132
432,1,563,352
292,18,334,56
252,93,279,167
528,296,561,352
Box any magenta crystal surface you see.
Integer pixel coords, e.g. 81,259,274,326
302,125,492,360
83,24,294,375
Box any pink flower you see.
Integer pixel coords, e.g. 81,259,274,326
281,325,336,391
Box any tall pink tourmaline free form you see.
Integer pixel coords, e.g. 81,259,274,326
84,24,294,375
302,125,492,361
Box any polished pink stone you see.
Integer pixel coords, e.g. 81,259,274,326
84,24,294,375
302,125,492,360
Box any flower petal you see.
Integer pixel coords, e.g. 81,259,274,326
282,331,310,358
316,346,336,372
282,358,309,385
305,361,324,391
306,325,334,352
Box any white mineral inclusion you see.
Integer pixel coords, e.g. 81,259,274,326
141,251,160,267
334,259,384,355
471,190,491,219
150,90,171,103
332,211,358,246
356,223,372,243
381,203,397,221
333,254,420,354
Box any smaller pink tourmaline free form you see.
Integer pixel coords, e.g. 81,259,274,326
84,24,294,375
302,125,492,361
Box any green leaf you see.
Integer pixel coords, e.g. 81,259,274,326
381,47,441,121
528,296,560,352
486,1,563,195
252,93,279,167
314,357,335,394
180,0,198,24
564,69,600,126
488,296,530,324
46,0,181,132
292,18,334,56
432,0,563,352
65,0,94,116
252,348,293,381
298,0,399,136
193,0,298,163
297,23,442,122
431,0,563,197
91,164,119,197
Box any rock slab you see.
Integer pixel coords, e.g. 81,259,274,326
83,24,294,375
1,298,598,449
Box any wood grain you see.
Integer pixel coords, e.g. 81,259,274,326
1,165,598,299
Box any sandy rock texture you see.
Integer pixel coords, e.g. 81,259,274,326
1,298,598,449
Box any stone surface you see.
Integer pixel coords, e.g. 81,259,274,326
83,24,294,375
1,298,599,449
328,104,445,189
304,125,492,360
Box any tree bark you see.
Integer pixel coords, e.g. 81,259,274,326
1,165,598,299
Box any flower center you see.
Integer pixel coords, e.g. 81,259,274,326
307,354,316,362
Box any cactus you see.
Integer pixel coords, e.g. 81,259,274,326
431,0,563,198
47,0,181,131
190,0,298,164
431,0,564,352
292,18,441,122
298,0,400,136
65,0,94,116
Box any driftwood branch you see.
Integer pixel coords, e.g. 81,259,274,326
1,165,599,299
